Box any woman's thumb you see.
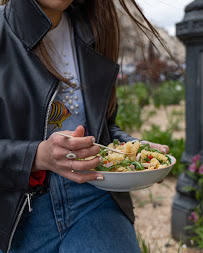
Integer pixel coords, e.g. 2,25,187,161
72,125,85,137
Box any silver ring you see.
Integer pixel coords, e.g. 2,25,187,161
70,160,74,173
66,151,77,159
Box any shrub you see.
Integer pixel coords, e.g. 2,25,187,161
152,81,185,108
116,85,143,131
132,82,150,107
142,124,185,175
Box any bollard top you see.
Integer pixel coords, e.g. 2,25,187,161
185,0,203,12
176,0,203,43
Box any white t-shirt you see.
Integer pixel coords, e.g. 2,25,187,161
45,13,87,136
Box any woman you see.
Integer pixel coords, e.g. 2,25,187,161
0,0,169,252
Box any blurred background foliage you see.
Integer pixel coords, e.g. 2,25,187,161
116,80,185,176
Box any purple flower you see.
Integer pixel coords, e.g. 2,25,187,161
189,163,198,173
192,154,200,163
199,164,203,175
188,212,198,223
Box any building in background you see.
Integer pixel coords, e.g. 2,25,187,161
117,0,185,85
117,0,185,65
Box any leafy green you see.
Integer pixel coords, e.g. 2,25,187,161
99,148,108,157
96,164,110,171
142,124,185,175
131,161,145,170
137,143,150,153
165,155,172,164
150,148,163,154
119,160,131,167
113,139,119,145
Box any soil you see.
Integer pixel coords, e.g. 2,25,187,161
128,102,202,253
131,177,203,253
131,101,186,140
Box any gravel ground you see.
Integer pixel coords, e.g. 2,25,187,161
131,102,186,140
128,102,202,252
131,177,203,253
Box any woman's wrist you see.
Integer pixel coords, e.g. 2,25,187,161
32,141,49,172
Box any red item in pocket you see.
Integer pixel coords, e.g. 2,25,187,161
29,170,46,188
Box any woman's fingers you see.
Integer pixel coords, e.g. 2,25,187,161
53,156,103,183
62,171,104,184
72,125,85,137
160,145,169,154
65,156,102,172
152,144,169,154
52,156,102,174
53,145,100,160
141,141,169,154
52,133,95,151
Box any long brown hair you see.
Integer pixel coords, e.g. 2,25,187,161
1,0,172,117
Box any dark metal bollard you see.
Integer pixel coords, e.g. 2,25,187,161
176,0,203,163
171,0,203,244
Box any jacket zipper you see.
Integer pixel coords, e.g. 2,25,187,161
6,81,61,253
6,193,33,253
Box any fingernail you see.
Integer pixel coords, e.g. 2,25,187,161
162,148,166,154
92,137,96,143
99,156,103,161
96,175,104,180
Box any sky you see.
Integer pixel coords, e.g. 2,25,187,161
136,0,192,36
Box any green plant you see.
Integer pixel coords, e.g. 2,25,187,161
142,125,185,175
137,232,159,253
116,83,157,132
166,108,184,132
184,154,203,248
152,81,185,108
132,82,150,107
116,85,143,131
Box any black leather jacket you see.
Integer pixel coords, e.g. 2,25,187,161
0,0,137,252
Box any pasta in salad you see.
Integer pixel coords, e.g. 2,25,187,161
93,139,171,172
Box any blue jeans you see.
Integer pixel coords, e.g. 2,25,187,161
6,173,141,253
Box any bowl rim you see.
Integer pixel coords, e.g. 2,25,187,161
93,154,176,174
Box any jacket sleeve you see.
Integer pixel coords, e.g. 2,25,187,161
107,104,140,143
0,139,40,191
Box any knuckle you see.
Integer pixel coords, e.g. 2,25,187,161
69,140,77,150
79,149,87,158
52,133,60,146
52,149,61,160
88,136,94,145
80,149,88,158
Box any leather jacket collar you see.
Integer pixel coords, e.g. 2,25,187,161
5,0,94,50
4,0,119,142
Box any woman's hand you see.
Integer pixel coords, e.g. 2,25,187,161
32,125,104,183
140,140,169,154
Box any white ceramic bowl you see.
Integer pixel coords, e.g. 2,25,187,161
86,155,176,192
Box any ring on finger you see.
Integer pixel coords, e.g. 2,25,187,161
70,160,74,173
66,150,77,159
